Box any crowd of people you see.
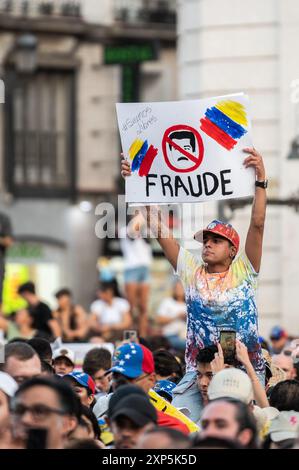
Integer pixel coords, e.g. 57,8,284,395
0,147,299,450
0,329,299,449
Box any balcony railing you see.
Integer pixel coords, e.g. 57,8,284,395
114,0,176,25
0,0,81,18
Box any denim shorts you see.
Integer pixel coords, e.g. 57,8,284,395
124,266,150,283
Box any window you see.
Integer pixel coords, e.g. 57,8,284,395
5,69,76,198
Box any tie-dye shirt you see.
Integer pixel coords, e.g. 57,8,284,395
176,247,264,375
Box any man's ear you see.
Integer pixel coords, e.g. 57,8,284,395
63,415,78,436
230,246,237,259
88,394,95,407
148,373,156,387
238,428,253,447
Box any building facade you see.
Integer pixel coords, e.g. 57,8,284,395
0,0,177,311
178,0,299,336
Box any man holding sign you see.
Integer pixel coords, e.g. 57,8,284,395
121,146,267,422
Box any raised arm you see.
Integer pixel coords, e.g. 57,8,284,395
243,148,267,273
121,159,180,270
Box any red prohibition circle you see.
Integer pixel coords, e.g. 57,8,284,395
162,124,204,173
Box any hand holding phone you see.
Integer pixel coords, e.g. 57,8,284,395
26,428,48,449
219,330,236,364
123,330,138,343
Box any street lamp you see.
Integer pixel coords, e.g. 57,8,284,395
14,33,38,73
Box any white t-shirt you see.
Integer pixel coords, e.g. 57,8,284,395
90,297,130,326
119,226,152,269
157,297,187,338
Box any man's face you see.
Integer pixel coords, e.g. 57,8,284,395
93,368,111,393
111,416,153,449
5,355,41,385
137,432,189,449
200,401,251,447
53,357,74,376
169,138,195,170
202,233,233,266
196,363,213,402
272,354,296,380
57,295,71,310
111,372,155,394
11,386,73,448
15,309,32,327
271,337,288,354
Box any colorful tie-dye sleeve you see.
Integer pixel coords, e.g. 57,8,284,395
175,247,201,287
232,251,259,290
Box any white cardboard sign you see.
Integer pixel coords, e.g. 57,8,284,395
116,93,255,205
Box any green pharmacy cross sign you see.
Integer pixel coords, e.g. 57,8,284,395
104,43,158,65
104,42,159,103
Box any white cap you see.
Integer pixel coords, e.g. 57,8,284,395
208,368,254,404
93,393,112,419
253,406,280,433
0,371,18,397
270,411,299,442
53,347,75,365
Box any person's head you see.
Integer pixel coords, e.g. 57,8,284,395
194,220,239,268
195,345,218,403
14,309,33,329
137,427,190,449
153,349,183,383
269,380,299,411
167,130,196,171
63,372,96,408
153,380,176,403
265,411,299,449
11,377,81,448
40,360,55,376
200,398,258,449
55,288,72,310
108,343,156,393
70,405,100,441
0,372,18,432
28,338,53,365
65,438,102,450
272,354,296,380
98,281,117,303
192,435,245,449
53,348,75,376
82,348,112,393
207,368,254,407
270,326,288,354
17,281,37,303
110,394,157,449
172,280,185,302
3,342,41,385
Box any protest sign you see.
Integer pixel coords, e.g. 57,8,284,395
116,93,255,205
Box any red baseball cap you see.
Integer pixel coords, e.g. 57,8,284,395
194,219,240,252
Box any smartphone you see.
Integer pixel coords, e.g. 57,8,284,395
26,427,48,449
220,330,236,364
123,330,138,343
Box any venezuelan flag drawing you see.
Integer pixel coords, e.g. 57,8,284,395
129,138,158,176
200,100,248,151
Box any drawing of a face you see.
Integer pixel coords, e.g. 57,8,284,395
167,131,197,170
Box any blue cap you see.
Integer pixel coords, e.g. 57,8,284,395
153,380,176,400
270,326,287,341
108,343,154,379
65,371,95,394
